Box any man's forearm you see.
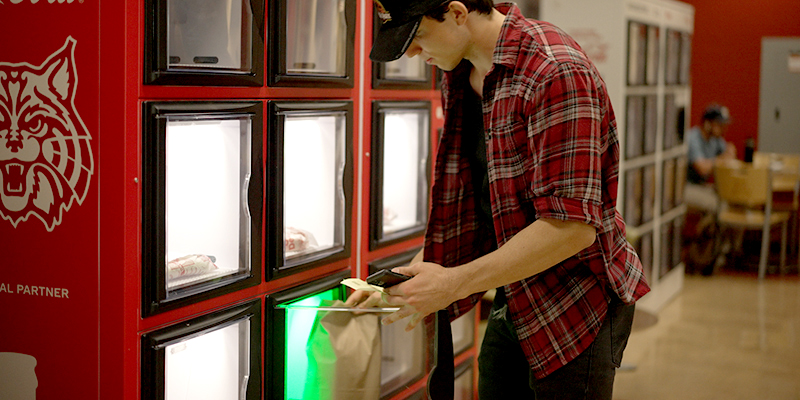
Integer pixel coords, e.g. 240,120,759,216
451,218,596,300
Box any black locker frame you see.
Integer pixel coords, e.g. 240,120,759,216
369,101,432,250
143,0,265,86
141,299,262,400
264,270,350,400
141,101,263,317
267,0,356,87
266,101,353,280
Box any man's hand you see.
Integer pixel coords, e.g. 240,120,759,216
380,262,460,331
343,289,387,309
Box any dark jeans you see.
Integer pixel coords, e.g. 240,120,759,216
478,289,635,400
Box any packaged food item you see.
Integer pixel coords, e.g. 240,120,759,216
284,227,318,256
167,254,218,280
383,207,397,225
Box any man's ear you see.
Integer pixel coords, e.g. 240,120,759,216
448,1,470,25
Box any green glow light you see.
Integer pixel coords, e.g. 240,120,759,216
283,288,343,400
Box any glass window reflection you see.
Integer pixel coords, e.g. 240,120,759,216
165,117,252,295
285,0,347,76
166,0,253,71
283,114,346,262
164,319,250,400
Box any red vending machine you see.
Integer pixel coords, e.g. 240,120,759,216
0,2,102,399
0,0,480,399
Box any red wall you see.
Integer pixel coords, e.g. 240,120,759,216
682,0,800,158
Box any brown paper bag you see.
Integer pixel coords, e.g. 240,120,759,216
304,300,382,400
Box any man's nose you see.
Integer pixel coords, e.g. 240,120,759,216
405,41,421,58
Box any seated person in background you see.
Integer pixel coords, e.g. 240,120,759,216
683,104,736,274
685,104,737,212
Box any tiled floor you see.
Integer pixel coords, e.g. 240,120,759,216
613,274,800,400
477,273,800,399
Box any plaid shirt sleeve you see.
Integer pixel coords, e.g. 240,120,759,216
527,60,608,231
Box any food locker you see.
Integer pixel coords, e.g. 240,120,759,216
665,29,682,86
143,0,265,85
373,56,432,90
369,101,431,250
451,308,476,357
267,101,353,279
371,10,432,90
368,249,429,399
140,300,262,400
266,273,349,400
141,102,263,316
268,0,356,87
625,96,645,159
266,271,425,400
627,21,647,86
624,168,643,227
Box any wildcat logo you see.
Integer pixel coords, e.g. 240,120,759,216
0,37,94,231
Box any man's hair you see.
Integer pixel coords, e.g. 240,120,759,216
424,0,495,22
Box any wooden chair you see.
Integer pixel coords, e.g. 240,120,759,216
714,162,790,279
754,152,800,261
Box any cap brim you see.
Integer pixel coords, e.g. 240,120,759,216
370,18,421,62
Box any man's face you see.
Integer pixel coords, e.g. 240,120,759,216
705,120,728,138
403,12,468,71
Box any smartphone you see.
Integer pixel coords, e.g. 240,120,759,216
366,269,411,288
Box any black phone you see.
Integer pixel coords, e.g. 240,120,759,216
366,269,411,288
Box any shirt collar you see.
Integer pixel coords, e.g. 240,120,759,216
492,3,525,69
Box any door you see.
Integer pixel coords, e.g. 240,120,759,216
758,37,800,153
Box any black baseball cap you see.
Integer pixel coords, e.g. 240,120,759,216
702,104,731,124
370,0,449,62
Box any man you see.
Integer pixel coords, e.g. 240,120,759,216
686,104,737,212
346,1,649,398
683,104,736,275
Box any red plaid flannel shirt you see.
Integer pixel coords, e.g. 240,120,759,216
423,4,650,378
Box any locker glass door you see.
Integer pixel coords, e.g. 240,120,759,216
141,300,261,400
142,102,263,316
370,102,430,249
165,117,252,293
283,114,346,263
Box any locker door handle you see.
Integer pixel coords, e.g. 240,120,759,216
240,374,249,400
775,108,780,121
243,173,252,219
